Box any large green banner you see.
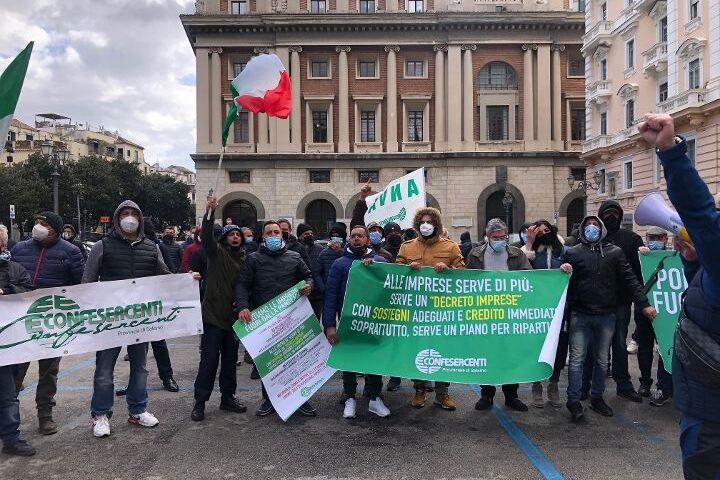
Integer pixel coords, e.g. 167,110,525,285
639,251,687,373
327,263,570,384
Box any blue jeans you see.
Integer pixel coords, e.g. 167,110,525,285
680,414,720,479
567,311,615,403
0,366,21,446
91,343,149,418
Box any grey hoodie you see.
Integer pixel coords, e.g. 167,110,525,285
82,200,169,283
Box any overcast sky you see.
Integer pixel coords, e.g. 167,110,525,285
0,0,197,170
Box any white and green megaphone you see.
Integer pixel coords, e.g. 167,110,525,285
635,192,692,242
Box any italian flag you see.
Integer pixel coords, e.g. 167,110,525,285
222,53,291,146
0,42,33,156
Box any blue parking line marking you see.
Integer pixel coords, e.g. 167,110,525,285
19,357,96,397
470,384,566,480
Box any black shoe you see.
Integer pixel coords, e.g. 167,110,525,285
649,390,672,407
579,389,589,401
250,365,260,380
298,401,317,417
2,439,36,457
474,397,494,411
589,396,614,417
638,383,652,398
191,401,205,421
256,399,275,417
566,401,585,422
220,396,247,414
162,377,179,393
115,387,127,396
505,398,529,412
387,377,401,392
618,388,642,403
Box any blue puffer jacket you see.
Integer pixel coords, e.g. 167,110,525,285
10,237,84,288
322,247,386,329
659,138,720,422
315,246,343,295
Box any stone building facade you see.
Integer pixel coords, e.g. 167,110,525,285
582,0,720,234
182,0,587,239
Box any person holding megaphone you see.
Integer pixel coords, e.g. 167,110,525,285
637,113,720,479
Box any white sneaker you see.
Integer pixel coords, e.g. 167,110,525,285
627,340,639,355
343,398,357,419
368,398,391,418
92,415,111,438
128,411,159,428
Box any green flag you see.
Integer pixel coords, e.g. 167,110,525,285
221,84,239,147
0,42,33,156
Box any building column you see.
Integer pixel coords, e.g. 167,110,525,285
337,46,351,152
551,44,564,149
536,44,552,147
462,44,476,150
447,44,462,150
275,46,291,151
196,48,211,152
434,44,447,151
289,46,303,152
385,45,399,152
522,44,536,144
209,48,223,148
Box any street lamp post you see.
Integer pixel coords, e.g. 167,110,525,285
501,191,513,231
566,170,603,195
40,141,70,215
74,182,83,241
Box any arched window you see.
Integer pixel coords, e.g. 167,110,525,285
305,199,336,239
478,62,518,90
566,197,586,237
485,191,515,233
223,200,257,229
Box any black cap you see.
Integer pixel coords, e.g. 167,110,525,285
383,222,402,237
296,223,313,237
329,222,347,240
35,211,63,235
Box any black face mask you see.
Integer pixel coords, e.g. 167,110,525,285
387,235,402,247
282,231,290,241
350,245,367,256
602,216,620,233
162,235,174,245
535,232,554,246
303,235,315,247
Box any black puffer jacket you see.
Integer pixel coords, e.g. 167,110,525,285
564,216,650,315
597,200,644,303
0,252,33,294
234,243,312,311
285,235,311,268
159,238,184,273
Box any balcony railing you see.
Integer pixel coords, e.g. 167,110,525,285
657,89,708,114
614,126,638,144
582,21,613,53
642,42,668,76
586,80,612,104
582,135,612,153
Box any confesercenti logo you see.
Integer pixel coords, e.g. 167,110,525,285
415,349,488,374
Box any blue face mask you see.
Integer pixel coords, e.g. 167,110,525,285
369,231,382,246
245,236,253,244
490,239,506,252
584,225,601,242
648,241,665,250
265,235,282,251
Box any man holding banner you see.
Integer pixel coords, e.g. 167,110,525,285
82,200,171,438
561,216,656,422
235,220,316,418
468,218,532,412
396,207,465,410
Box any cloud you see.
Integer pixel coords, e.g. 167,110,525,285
0,0,197,170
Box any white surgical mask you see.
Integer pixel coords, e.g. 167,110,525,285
120,216,139,234
419,222,435,237
32,224,49,242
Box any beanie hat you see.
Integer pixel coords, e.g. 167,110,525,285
329,222,347,241
367,221,383,233
383,222,402,237
35,211,63,235
296,223,313,237
221,224,243,241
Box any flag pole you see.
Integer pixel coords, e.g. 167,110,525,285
206,147,225,221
